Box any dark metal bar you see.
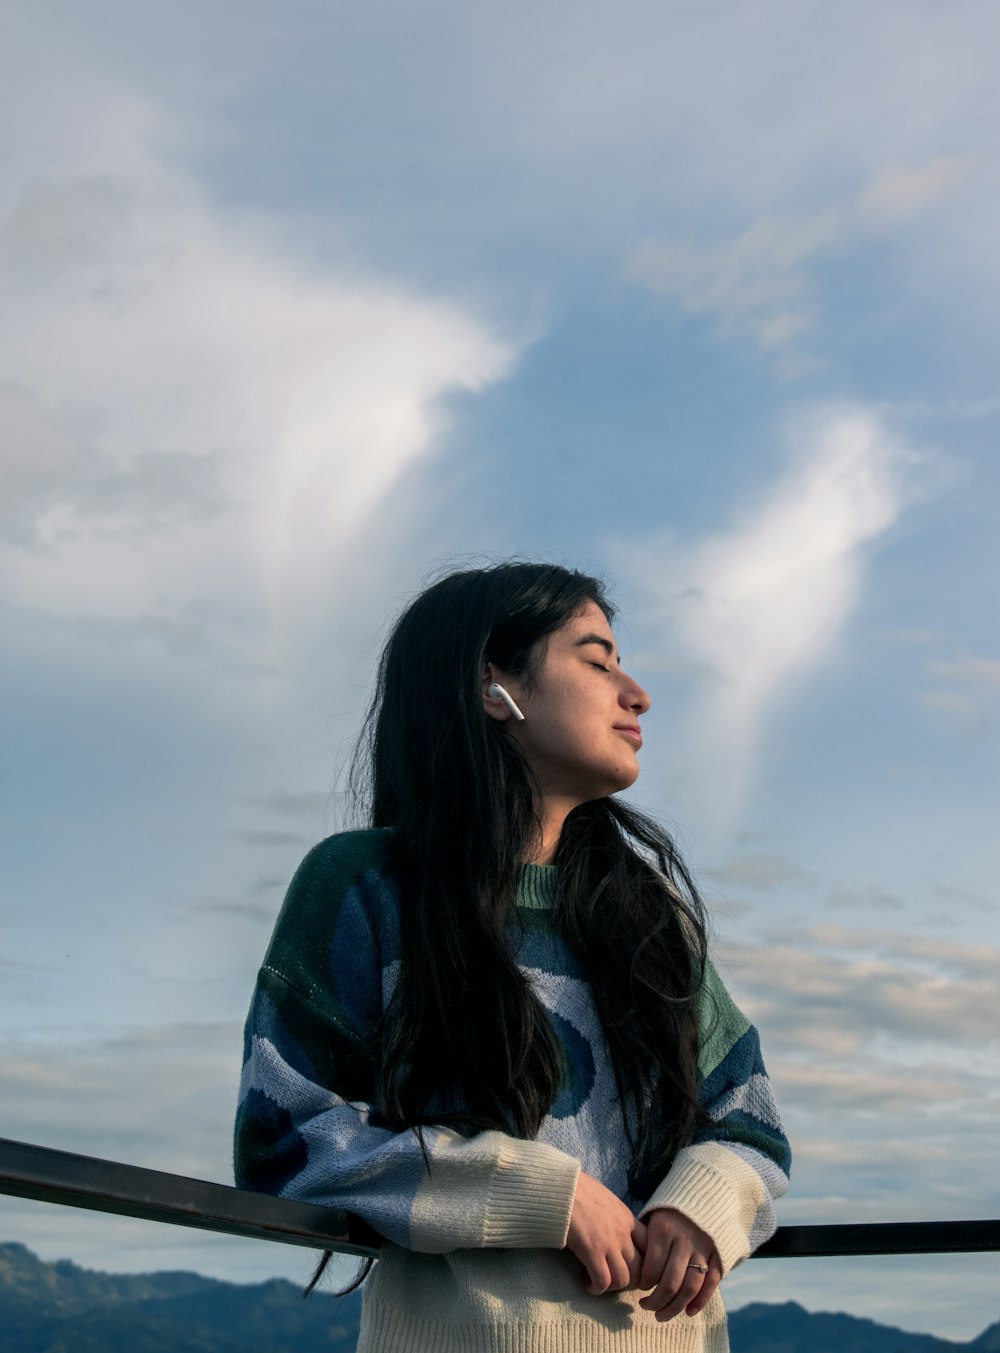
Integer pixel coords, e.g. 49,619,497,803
0,1136,378,1257
754,1217,1000,1258
2,1136,998,1259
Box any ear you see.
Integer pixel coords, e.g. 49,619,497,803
482,663,519,723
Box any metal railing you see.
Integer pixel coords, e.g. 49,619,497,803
2,1135,998,1260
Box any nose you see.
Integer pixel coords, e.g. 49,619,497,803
620,674,651,715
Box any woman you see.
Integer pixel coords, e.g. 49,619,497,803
235,561,790,1352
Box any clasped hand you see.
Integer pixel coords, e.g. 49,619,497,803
565,1171,722,1322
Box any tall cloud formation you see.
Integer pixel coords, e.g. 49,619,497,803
615,406,919,828
0,80,514,693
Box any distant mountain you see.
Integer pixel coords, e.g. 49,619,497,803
2,1241,997,1352
728,1300,1000,1353
0,1242,362,1352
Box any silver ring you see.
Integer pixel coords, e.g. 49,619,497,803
687,1262,709,1274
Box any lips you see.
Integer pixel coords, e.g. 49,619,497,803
614,725,643,747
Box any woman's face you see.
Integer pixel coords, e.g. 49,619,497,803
492,600,651,808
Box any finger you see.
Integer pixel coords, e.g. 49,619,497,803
606,1249,633,1292
656,1273,705,1322
638,1228,672,1291
641,1254,703,1320
638,1250,686,1313
615,1236,642,1290
685,1256,722,1316
631,1218,648,1253
584,1256,612,1296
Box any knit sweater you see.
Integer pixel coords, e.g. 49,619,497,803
235,829,790,1353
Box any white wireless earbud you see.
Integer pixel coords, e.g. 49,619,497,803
487,682,525,722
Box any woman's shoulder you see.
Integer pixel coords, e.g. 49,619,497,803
290,826,396,892
262,828,398,973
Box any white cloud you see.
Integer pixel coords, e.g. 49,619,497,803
1,1022,243,1179
624,156,972,361
824,884,905,913
711,923,1000,1259
806,924,1000,979
928,653,1000,690
0,82,515,699
773,1060,975,1115
857,156,972,228
240,790,332,821
930,883,997,915
919,652,999,741
921,690,976,714
880,627,948,648
0,1017,330,1286
0,377,229,548
720,925,1000,1056
706,853,809,889
625,210,839,355
614,405,918,826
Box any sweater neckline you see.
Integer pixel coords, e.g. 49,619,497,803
517,863,558,910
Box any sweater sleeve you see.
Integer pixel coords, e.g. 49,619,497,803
234,834,581,1255
638,960,791,1274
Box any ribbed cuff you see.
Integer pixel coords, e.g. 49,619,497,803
483,1139,581,1249
639,1144,754,1274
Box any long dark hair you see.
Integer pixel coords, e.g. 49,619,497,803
308,561,709,1294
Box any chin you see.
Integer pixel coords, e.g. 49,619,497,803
565,761,639,802
603,767,641,796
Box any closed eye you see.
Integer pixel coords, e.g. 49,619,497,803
574,632,621,668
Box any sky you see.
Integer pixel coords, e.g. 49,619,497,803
1,0,998,1338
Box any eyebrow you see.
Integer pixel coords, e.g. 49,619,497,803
574,633,621,665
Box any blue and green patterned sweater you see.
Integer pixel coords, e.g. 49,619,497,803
235,829,790,1353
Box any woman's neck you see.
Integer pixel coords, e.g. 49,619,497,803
525,797,575,864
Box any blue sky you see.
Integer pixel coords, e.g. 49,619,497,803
2,1,998,1337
